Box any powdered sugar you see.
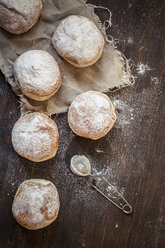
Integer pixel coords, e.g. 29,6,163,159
69,154,126,206
112,99,134,128
136,63,151,75
52,15,104,65
151,76,159,84
12,113,59,161
0,0,42,34
14,50,60,95
12,179,59,229
0,0,41,18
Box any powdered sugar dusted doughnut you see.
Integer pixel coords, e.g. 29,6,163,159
0,0,42,34
14,50,61,101
12,179,60,230
52,15,104,68
12,112,59,162
68,91,116,140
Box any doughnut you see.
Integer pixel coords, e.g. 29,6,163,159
52,15,105,68
0,0,42,34
12,179,60,230
68,91,116,140
11,112,59,162
14,50,61,101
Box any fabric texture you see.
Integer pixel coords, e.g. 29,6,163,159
0,0,134,115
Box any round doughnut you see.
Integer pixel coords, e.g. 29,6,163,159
52,15,105,68
14,50,61,101
68,91,116,140
12,179,60,230
11,112,59,162
0,0,42,34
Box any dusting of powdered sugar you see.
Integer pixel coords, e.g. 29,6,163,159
136,63,151,75
14,50,60,94
151,76,159,84
0,0,42,33
68,154,126,206
0,0,41,16
11,113,58,161
52,15,104,65
68,91,116,139
112,99,134,128
91,165,125,201
12,179,59,229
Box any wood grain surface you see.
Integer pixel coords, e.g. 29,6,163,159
0,0,165,247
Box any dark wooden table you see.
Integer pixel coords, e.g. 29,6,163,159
0,0,164,247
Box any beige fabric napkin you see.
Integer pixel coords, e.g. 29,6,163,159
0,0,134,115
